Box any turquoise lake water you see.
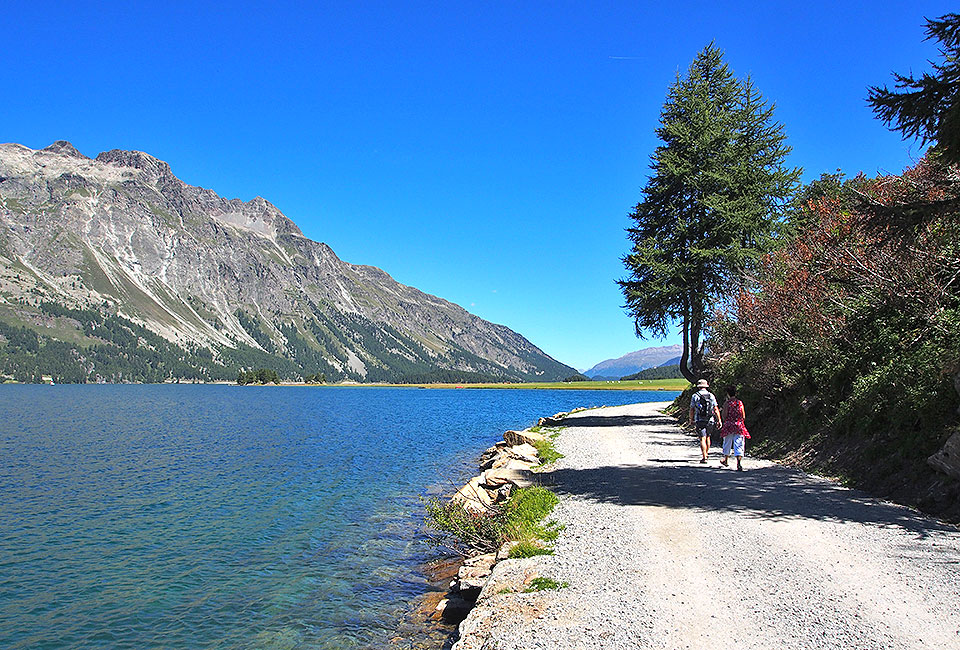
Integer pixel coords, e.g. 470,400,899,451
0,385,678,649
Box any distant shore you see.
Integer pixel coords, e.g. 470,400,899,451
276,379,689,391
2,379,688,391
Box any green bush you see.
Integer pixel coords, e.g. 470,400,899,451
425,486,562,555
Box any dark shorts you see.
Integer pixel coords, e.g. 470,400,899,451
695,421,713,438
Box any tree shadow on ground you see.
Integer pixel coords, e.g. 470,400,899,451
563,414,667,429
544,462,959,540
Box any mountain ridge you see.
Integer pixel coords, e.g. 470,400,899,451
583,344,683,379
0,141,574,383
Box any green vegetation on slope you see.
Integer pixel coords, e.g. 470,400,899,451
659,16,960,522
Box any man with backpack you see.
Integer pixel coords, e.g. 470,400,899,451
689,379,722,464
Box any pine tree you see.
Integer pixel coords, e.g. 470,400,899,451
619,44,800,383
868,14,960,164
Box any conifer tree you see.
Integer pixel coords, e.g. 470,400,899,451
619,44,800,383
868,13,960,164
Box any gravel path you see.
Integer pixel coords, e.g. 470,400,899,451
453,402,960,650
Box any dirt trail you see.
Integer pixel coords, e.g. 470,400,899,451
453,401,960,650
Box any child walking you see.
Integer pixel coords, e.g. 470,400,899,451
719,385,750,471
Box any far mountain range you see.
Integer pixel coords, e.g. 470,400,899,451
0,141,575,383
582,344,682,379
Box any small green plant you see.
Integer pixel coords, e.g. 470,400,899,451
525,577,568,592
532,438,563,466
504,487,559,540
508,540,554,558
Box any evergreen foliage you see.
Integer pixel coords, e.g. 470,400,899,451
620,365,684,381
868,14,960,164
619,43,800,383
236,368,281,385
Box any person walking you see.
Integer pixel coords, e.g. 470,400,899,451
689,379,722,464
719,385,750,471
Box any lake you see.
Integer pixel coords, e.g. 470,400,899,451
0,385,678,649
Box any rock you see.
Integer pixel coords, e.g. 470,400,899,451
452,476,496,513
483,465,536,489
928,430,960,481
458,564,494,592
435,595,473,622
504,429,548,447
505,443,539,464
538,411,569,427
476,558,542,603
462,552,497,569
479,442,512,471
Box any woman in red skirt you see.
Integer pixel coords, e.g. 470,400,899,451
719,385,751,471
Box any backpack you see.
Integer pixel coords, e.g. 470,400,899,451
694,392,713,422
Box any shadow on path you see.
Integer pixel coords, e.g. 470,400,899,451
545,463,958,540
563,414,665,429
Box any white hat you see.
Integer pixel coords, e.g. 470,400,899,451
695,379,709,388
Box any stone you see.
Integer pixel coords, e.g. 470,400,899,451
478,442,509,469
538,411,568,427
462,552,497,569
483,465,536,489
506,443,540,464
504,429,548,447
458,563,495,591
451,476,496,513
479,443,513,471
435,595,473,622
928,430,960,481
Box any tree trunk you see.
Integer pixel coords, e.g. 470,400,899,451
679,311,697,383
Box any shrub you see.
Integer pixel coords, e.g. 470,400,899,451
425,486,562,555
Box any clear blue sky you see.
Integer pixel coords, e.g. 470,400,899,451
2,2,953,370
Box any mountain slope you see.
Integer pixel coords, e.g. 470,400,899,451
0,141,574,383
583,344,683,379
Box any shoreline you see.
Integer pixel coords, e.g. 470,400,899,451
408,407,586,648
275,380,687,391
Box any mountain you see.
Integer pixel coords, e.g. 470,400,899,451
583,345,683,379
0,141,575,383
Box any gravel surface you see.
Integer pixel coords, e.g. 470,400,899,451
453,402,960,650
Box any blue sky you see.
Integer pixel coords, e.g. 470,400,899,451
2,2,954,370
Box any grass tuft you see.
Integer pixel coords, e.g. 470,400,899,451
508,540,555,558
525,577,569,592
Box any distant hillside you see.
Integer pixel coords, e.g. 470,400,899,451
621,364,684,381
0,141,576,383
583,345,683,379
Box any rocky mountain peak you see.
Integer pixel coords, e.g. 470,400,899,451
96,148,174,181
0,140,576,384
42,141,88,159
